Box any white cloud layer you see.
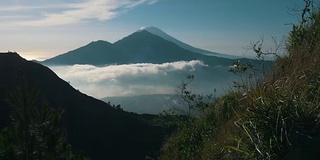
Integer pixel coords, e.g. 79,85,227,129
49,60,207,98
0,0,159,27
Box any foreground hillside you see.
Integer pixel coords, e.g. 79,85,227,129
160,3,320,160
0,53,166,159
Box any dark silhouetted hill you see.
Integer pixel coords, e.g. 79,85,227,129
0,52,166,159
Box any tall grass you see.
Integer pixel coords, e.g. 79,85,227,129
159,1,320,159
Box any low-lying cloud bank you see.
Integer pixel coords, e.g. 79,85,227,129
48,60,213,98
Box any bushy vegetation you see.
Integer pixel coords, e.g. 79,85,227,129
160,1,320,159
0,80,89,160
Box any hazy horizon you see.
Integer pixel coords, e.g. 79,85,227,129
0,0,303,60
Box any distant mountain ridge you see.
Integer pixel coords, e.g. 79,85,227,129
41,27,242,66
102,94,179,114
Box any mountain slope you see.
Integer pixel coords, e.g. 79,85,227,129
42,40,120,65
42,29,238,66
142,26,239,59
0,52,166,159
113,30,201,63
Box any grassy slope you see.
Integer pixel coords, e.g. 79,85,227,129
160,3,320,160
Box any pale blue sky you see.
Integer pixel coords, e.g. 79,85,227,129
0,0,305,60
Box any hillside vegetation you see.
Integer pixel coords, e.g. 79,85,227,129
0,53,167,159
160,1,320,159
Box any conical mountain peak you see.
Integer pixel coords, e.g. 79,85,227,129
139,26,164,32
42,26,236,65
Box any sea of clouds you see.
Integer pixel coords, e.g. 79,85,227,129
48,60,236,99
